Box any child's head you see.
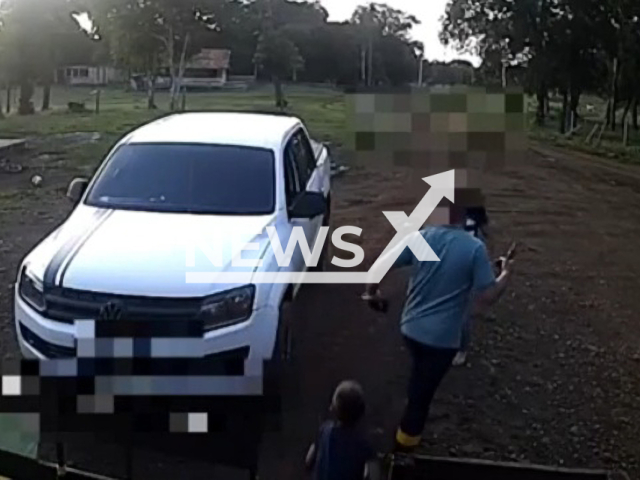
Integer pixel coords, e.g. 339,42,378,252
331,380,366,427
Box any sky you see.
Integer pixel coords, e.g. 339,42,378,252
319,0,480,66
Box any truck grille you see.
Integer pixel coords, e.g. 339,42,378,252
44,287,202,325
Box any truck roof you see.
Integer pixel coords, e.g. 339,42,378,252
124,112,303,151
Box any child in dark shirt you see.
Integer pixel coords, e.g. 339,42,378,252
305,381,380,480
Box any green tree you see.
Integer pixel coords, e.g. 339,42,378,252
89,0,165,108
254,27,303,108
351,3,421,86
442,0,549,124
0,0,90,114
192,0,422,87
89,0,214,110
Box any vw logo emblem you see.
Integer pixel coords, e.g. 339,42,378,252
99,302,124,321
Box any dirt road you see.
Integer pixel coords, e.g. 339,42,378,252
0,143,639,478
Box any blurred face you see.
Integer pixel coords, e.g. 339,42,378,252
426,206,452,226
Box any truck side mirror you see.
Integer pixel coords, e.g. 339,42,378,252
66,178,89,203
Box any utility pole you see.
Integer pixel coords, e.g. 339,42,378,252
367,31,373,87
364,7,374,87
417,54,424,86
502,62,507,88
501,37,509,89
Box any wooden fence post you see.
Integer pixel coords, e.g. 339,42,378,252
595,123,606,147
586,124,599,144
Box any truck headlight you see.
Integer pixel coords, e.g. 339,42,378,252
200,285,255,332
18,267,46,312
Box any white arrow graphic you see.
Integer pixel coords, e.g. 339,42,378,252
366,169,456,284
186,170,456,285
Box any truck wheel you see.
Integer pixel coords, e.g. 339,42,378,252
279,300,294,362
265,301,294,382
263,300,294,424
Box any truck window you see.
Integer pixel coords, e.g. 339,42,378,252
283,145,302,208
85,143,276,215
288,130,315,188
296,129,316,177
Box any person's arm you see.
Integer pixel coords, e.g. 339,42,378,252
362,243,415,301
363,282,381,300
305,443,317,472
476,269,510,310
473,245,513,313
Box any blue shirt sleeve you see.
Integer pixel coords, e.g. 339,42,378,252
472,243,496,292
392,245,414,270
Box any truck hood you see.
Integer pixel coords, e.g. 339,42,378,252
25,206,275,297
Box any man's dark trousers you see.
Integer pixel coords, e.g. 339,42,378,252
395,336,457,450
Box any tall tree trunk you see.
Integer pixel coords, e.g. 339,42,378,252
171,33,190,112
146,74,157,110
633,99,639,131
6,85,11,114
544,90,550,116
18,79,35,115
621,98,633,126
610,57,619,131
559,89,569,134
42,83,52,111
166,27,178,111
569,88,581,129
367,35,373,87
536,84,546,126
273,75,285,110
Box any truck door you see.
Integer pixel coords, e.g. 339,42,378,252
282,138,308,284
289,129,324,249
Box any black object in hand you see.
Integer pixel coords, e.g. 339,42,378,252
368,298,389,313
495,242,518,272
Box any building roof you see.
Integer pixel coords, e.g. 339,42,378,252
123,112,302,151
186,49,231,70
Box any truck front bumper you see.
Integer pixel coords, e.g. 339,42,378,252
14,291,279,397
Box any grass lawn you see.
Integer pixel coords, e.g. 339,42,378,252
0,84,347,169
4,84,640,189
1,84,346,140
0,84,347,208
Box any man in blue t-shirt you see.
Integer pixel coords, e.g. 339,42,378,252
363,201,513,452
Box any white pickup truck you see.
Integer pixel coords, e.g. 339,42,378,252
14,112,331,396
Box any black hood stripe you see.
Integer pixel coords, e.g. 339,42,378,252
43,209,113,288
58,209,114,287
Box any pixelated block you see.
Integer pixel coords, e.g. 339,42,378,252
346,86,526,198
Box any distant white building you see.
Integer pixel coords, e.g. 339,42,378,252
131,49,232,91
56,66,126,86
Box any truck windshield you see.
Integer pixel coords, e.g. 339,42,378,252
85,143,276,215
